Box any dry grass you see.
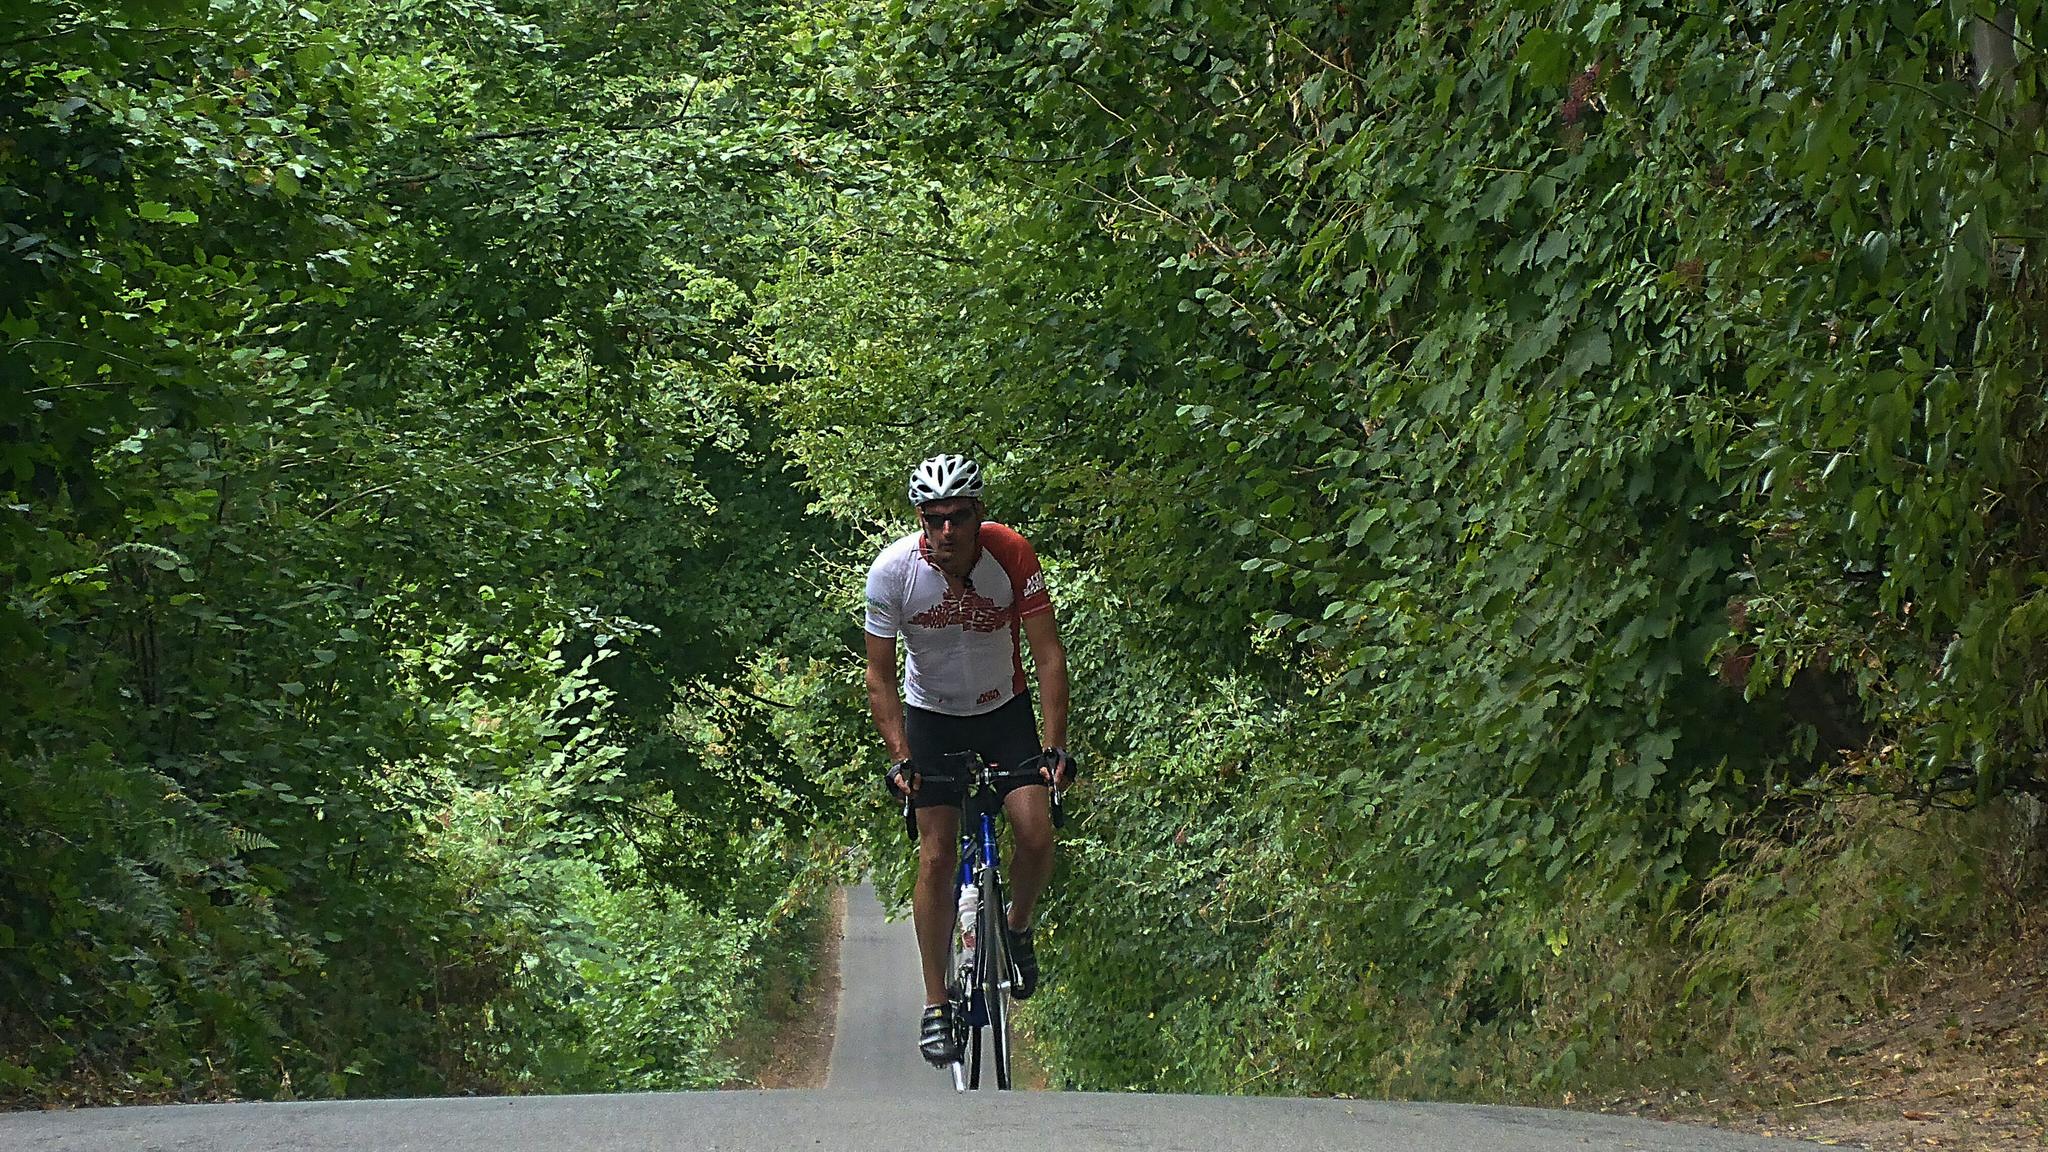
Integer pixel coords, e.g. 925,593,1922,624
1585,797,2048,1149
1608,921,2048,1149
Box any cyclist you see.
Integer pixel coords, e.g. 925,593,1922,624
863,452,1077,1068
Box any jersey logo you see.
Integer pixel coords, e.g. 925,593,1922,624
977,688,1001,705
906,589,1008,634
1022,571,1046,598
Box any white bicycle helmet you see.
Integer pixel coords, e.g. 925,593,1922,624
907,453,984,505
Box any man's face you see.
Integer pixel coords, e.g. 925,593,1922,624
918,497,982,568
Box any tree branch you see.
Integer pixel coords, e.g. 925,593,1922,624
725,684,798,711
311,431,583,522
468,75,702,143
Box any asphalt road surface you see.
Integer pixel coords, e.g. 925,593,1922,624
0,883,1830,1151
826,881,950,1095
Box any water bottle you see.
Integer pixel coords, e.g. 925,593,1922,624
957,884,979,974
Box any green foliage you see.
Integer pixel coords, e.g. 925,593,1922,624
755,0,2048,1101
1,0,851,1101
12,0,2048,1109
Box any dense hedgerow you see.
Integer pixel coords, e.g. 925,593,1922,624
762,0,2048,1095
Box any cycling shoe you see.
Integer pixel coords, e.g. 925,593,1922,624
1008,923,1039,1000
919,1003,958,1066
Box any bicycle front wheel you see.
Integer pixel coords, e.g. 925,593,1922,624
980,867,1013,1090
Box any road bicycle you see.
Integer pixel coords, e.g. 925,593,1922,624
901,750,1064,1091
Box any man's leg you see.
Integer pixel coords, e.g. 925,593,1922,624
1001,785,1054,930
913,804,961,1006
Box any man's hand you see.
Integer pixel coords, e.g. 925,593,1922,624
1040,746,1077,789
885,758,919,799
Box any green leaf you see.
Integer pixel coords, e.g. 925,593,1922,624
1586,2,1622,44
1516,29,1572,86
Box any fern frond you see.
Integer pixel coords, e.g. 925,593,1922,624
226,827,279,854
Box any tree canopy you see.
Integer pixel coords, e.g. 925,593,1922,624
6,0,2047,1104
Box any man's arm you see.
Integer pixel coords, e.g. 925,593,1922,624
1022,610,1068,752
864,631,912,763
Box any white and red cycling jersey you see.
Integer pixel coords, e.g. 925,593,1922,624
864,522,1053,717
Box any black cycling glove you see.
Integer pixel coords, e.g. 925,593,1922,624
1042,746,1077,787
884,758,916,799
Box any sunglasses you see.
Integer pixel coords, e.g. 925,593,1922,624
920,509,980,531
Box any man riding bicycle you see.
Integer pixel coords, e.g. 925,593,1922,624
863,453,1077,1068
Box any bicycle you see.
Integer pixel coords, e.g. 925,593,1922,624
901,750,1065,1091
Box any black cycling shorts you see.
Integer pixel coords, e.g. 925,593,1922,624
904,693,1044,810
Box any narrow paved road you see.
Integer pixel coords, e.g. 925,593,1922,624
0,885,1832,1150
826,881,950,1094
